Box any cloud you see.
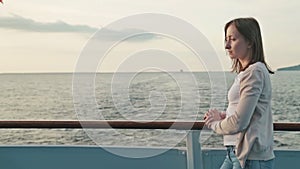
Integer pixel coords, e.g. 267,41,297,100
0,14,159,42
0,14,97,33
94,27,161,42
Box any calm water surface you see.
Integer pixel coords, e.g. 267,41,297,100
0,71,299,149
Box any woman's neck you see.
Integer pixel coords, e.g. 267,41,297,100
239,57,251,70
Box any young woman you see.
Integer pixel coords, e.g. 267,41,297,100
204,17,275,169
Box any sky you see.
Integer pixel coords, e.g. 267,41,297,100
0,0,300,73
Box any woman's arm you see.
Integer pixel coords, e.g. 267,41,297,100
207,67,264,135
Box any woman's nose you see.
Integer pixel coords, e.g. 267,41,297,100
225,42,231,50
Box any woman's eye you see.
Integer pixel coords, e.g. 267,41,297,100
225,37,235,42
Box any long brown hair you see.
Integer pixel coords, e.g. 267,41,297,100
225,17,274,74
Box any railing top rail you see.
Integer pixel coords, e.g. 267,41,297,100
0,120,299,131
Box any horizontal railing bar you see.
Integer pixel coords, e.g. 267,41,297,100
273,122,300,131
0,121,299,131
0,121,203,130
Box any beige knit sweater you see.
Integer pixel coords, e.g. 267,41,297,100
211,62,275,168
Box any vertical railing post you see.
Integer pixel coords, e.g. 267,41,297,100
186,130,203,169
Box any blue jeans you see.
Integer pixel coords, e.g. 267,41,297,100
220,146,275,169
220,146,242,169
244,159,275,169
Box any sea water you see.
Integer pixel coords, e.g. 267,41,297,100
0,71,299,148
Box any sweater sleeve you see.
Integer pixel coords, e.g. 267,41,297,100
212,67,264,135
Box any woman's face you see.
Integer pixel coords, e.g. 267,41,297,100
225,24,251,61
